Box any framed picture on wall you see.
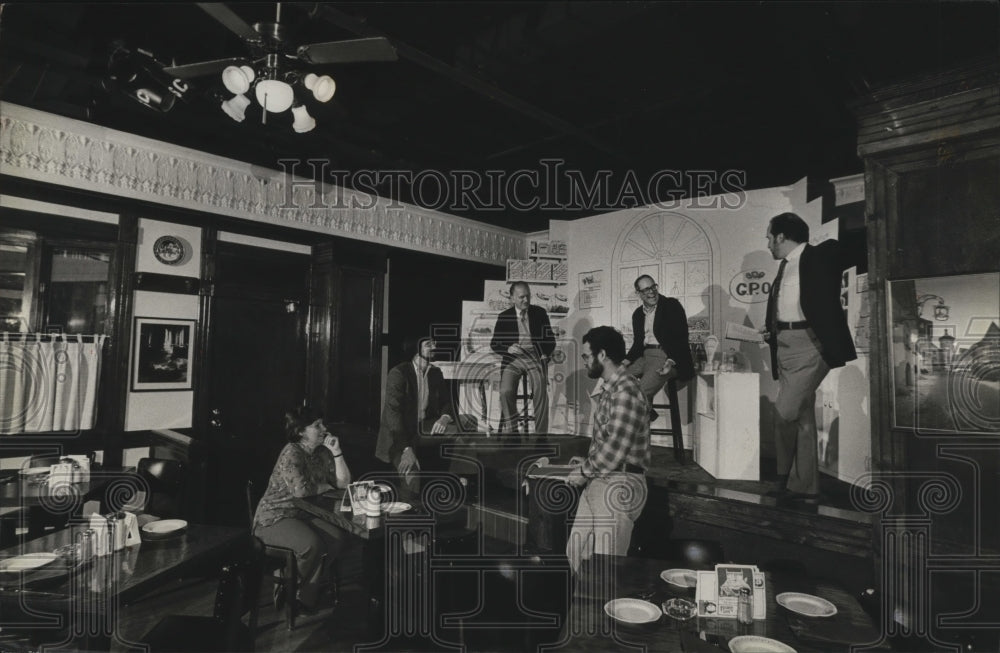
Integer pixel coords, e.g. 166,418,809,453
888,272,999,433
132,317,196,392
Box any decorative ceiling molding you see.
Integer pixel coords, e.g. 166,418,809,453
0,102,525,266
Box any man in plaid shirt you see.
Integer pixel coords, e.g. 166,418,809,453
566,326,650,573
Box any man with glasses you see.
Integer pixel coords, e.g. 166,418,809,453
623,275,695,413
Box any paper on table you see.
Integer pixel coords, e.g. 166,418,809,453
725,322,764,343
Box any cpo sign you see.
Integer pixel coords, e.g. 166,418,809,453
730,269,772,304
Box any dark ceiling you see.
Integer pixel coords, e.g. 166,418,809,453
1,2,998,232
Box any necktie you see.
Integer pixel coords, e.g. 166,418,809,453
518,311,531,347
771,258,787,324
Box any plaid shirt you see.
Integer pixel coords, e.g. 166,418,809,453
582,366,651,478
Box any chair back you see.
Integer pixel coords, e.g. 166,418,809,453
137,457,186,518
213,540,265,649
26,454,60,468
246,479,265,527
664,538,726,570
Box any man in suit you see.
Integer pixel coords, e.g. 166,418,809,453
490,281,556,434
624,275,695,412
764,212,857,503
375,336,455,494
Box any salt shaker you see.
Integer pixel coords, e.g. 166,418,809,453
365,486,382,517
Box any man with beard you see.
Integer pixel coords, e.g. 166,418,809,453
565,326,650,573
376,336,455,495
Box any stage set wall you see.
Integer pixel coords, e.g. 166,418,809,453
550,177,870,484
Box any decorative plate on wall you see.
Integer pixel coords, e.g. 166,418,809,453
152,235,185,265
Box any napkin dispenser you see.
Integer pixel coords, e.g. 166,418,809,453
122,512,141,548
89,514,113,556
48,462,75,489
65,455,91,482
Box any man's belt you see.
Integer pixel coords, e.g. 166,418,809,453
776,321,809,330
643,344,661,350
621,463,645,474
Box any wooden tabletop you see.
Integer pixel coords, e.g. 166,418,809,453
559,554,886,653
0,521,247,608
0,467,128,508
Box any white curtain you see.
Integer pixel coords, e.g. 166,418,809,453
0,334,106,434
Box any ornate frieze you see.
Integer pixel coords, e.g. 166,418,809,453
0,103,524,265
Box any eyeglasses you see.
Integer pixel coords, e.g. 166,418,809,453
636,284,658,295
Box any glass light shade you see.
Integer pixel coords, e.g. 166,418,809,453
221,94,251,122
255,79,294,113
306,74,336,102
222,66,252,94
291,105,316,133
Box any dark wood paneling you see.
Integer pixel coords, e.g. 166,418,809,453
854,60,1000,647
132,272,201,294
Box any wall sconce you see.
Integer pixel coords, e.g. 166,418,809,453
916,294,950,321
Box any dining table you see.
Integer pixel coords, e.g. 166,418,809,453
0,519,247,651
558,554,888,653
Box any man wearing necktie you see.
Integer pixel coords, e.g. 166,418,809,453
490,281,556,434
763,213,856,503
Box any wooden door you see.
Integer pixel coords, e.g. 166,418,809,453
202,242,310,525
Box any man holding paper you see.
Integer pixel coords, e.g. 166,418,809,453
763,212,856,503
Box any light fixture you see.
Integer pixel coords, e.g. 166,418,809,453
221,93,250,122
218,52,334,131
291,105,316,133
304,73,336,102
222,65,255,94
255,78,295,114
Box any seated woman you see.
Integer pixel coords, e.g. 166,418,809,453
253,405,352,612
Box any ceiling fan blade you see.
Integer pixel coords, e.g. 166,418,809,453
163,57,249,79
297,37,398,65
196,2,259,42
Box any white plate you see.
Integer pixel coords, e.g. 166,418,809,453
382,502,412,514
660,568,698,588
728,635,796,653
141,519,188,536
603,598,661,624
776,592,838,617
0,553,59,573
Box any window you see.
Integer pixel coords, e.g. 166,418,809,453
0,232,114,335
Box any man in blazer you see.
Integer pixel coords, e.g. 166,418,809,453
490,281,556,434
375,336,455,494
764,212,857,503
624,275,695,410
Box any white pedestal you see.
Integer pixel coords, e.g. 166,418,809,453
694,372,759,480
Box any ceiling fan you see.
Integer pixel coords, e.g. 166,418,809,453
161,3,398,130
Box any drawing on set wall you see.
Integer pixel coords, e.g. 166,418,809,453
132,317,196,392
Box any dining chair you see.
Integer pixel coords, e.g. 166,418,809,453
137,457,187,519
139,540,264,652
661,538,726,569
245,479,299,630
